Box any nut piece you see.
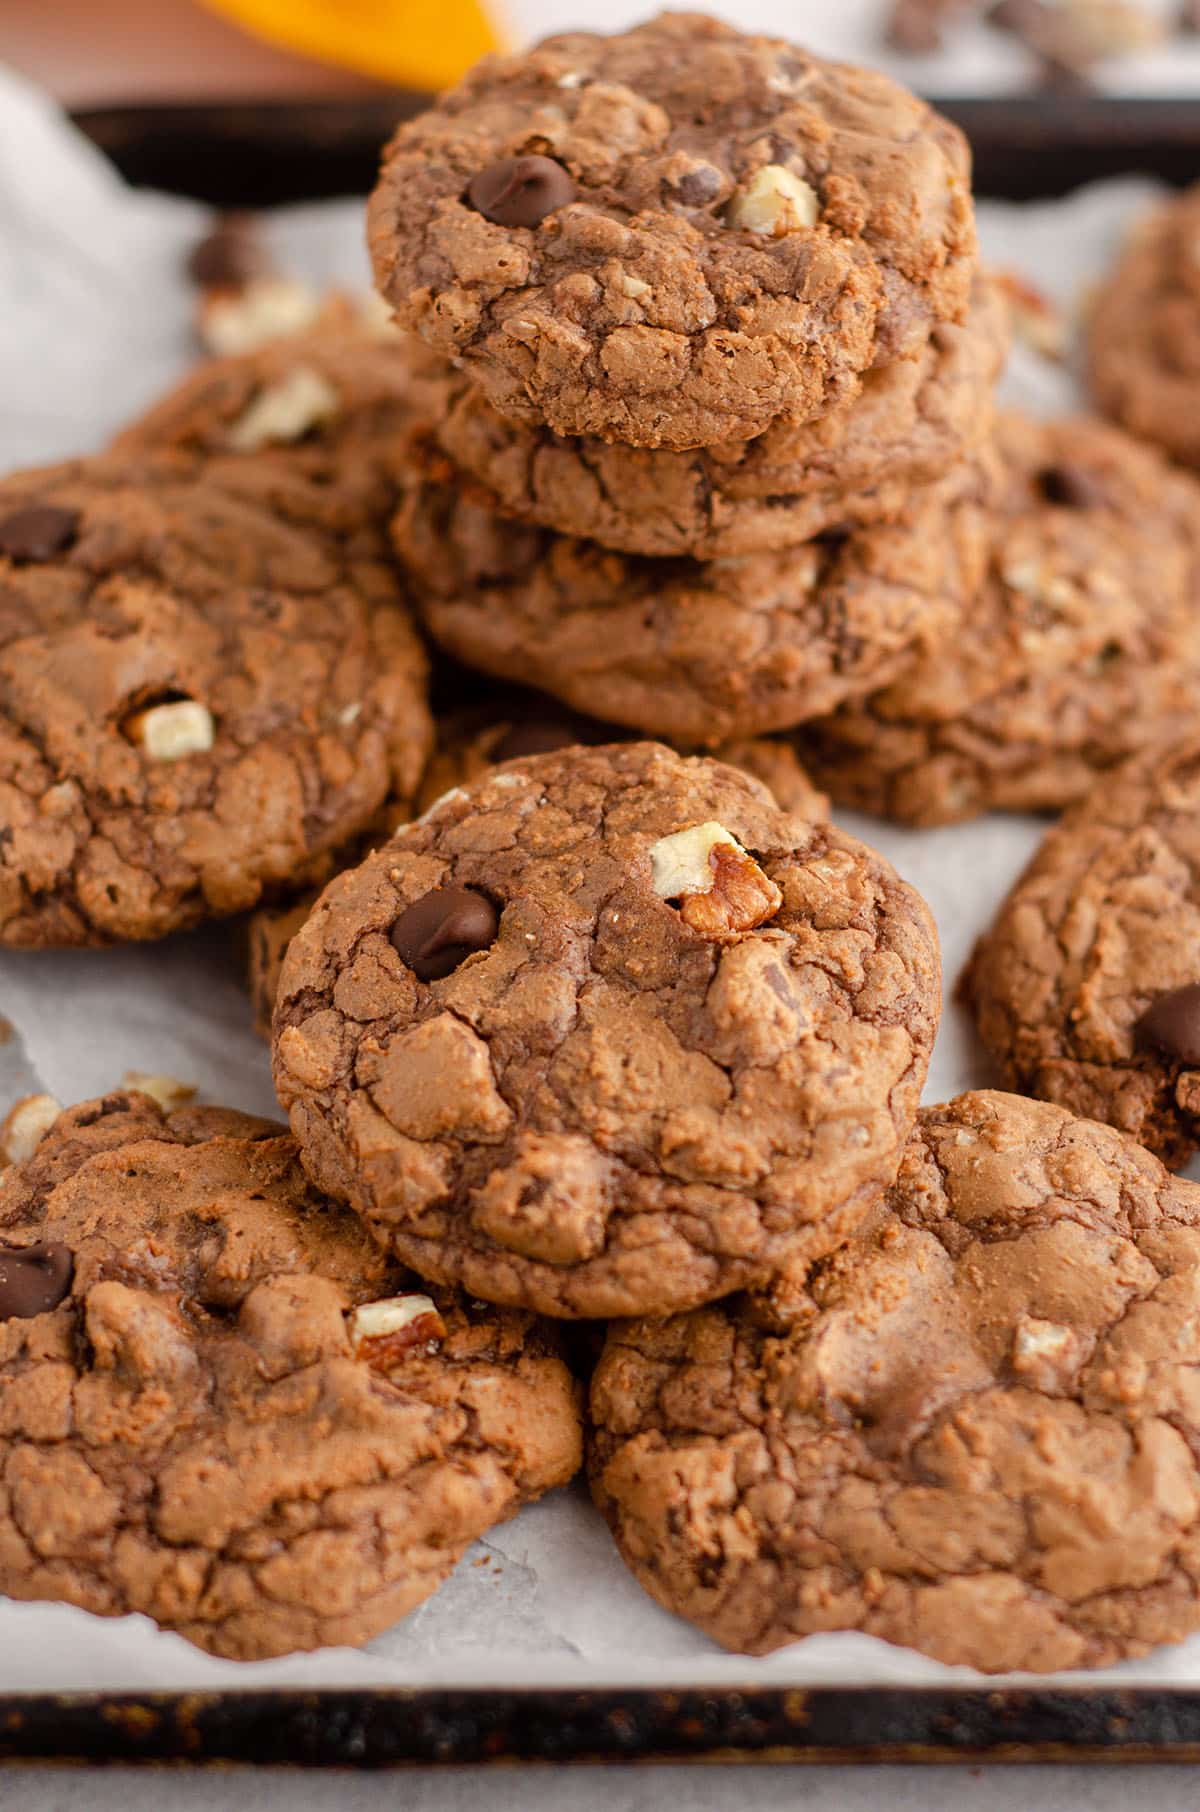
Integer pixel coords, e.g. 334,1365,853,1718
995,267,1068,361
726,165,821,236
1010,1315,1089,1392
650,821,782,937
197,275,322,357
0,1094,62,1167
122,1072,196,1112
124,700,215,762
347,1293,447,1370
226,367,341,452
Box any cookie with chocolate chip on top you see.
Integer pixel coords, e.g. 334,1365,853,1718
0,1089,581,1659
368,11,977,449
590,1089,1200,1672
0,453,431,947
962,734,1200,1169
272,741,939,1320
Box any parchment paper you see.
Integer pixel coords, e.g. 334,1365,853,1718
0,61,1186,1693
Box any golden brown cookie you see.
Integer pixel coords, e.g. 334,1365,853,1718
368,13,977,449
795,413,1200,825
0,1090,580,1659
272,742,939,1320
591,1090,1200,1673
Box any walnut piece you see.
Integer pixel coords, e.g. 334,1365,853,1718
124,700,215,762
347,1293,447,1370
197,275,323,357
226,367,341,452
650,821,782,936
122,1072,197,1112
726,165,821,236
0,1094,62,1167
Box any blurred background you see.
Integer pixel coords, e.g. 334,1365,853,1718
3,0,1200,102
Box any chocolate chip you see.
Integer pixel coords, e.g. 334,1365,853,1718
0,1241,73,1320
885,0,945,52
390,886,499,981
467,156,575,228
185,212,271,289
1136,984,1200,1066
493,719,582,762
0,506,80,563
672,164,725,207
1036,464,1111,510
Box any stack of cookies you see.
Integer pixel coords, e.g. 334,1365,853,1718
6,9,1200,1682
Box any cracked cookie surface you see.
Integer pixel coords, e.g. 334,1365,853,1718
425,272,1005,557
367,12,977,450
962,736,1200,1169
244,685,827,1037
590,1089,1200,1672
0,453,432,946
0,1090,581,1659
393,466,987,743
1088,185,1200,469
795,413,1200,825
272,742,939,1320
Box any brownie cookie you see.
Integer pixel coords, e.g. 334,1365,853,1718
112,314,444,541
591,1090,1200,1672
427,273,1006,557
0,1089,581,1660
795,413,1200,826
272,742,939,1320
1088,185,1200,468
0,454,432,946
393,467,987,744
244,692,828,1036
368,12,977,449
962,735,1200,1168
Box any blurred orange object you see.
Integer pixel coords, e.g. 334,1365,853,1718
201,0,503,89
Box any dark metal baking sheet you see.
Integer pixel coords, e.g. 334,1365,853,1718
3,89,1192,1767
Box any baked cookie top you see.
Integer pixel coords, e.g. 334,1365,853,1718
243,687,828,1038
367,12,977,450
426,271,1006,558
963,735,1200,1169
796,412,1200,826
1088,185,1200,468
0,1089,581,1660
0,454,432,947
393,465,987,744
590,1089,1200,1673
272,742,939,1320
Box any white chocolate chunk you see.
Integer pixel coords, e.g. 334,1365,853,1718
226,367,341,451
125,700,215,762
727,165,820,236
123,1072,196,1112
198,276,322,357
650,821,745,899
0,1094,62,1166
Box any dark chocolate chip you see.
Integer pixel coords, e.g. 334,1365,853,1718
0,505,80,563
1036,464,1111,510
1136,983,1200,1066
467,156,575,229
492,719,582,762
672,164,725,207
0,1241,73,1320
390,886,499,981
185,211,272,289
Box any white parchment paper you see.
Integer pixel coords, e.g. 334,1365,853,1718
0,62,1188,1695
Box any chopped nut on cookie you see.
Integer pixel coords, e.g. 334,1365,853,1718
123,699,215,762
650,821,781,935
347,1293,447,1367
0,1094,62,1167
726,165,821,235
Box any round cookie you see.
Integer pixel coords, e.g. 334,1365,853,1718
243,689,828,1036
962,735,1200,1169
0,454,432,947
367,12,977,450
393,467,988,743
1087,185,1200,469
0,1089,581,1660
111,314,444,541
590,1089,1200,1673
427,273,1007,558
795,412,1200,826
272,742,939,1320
